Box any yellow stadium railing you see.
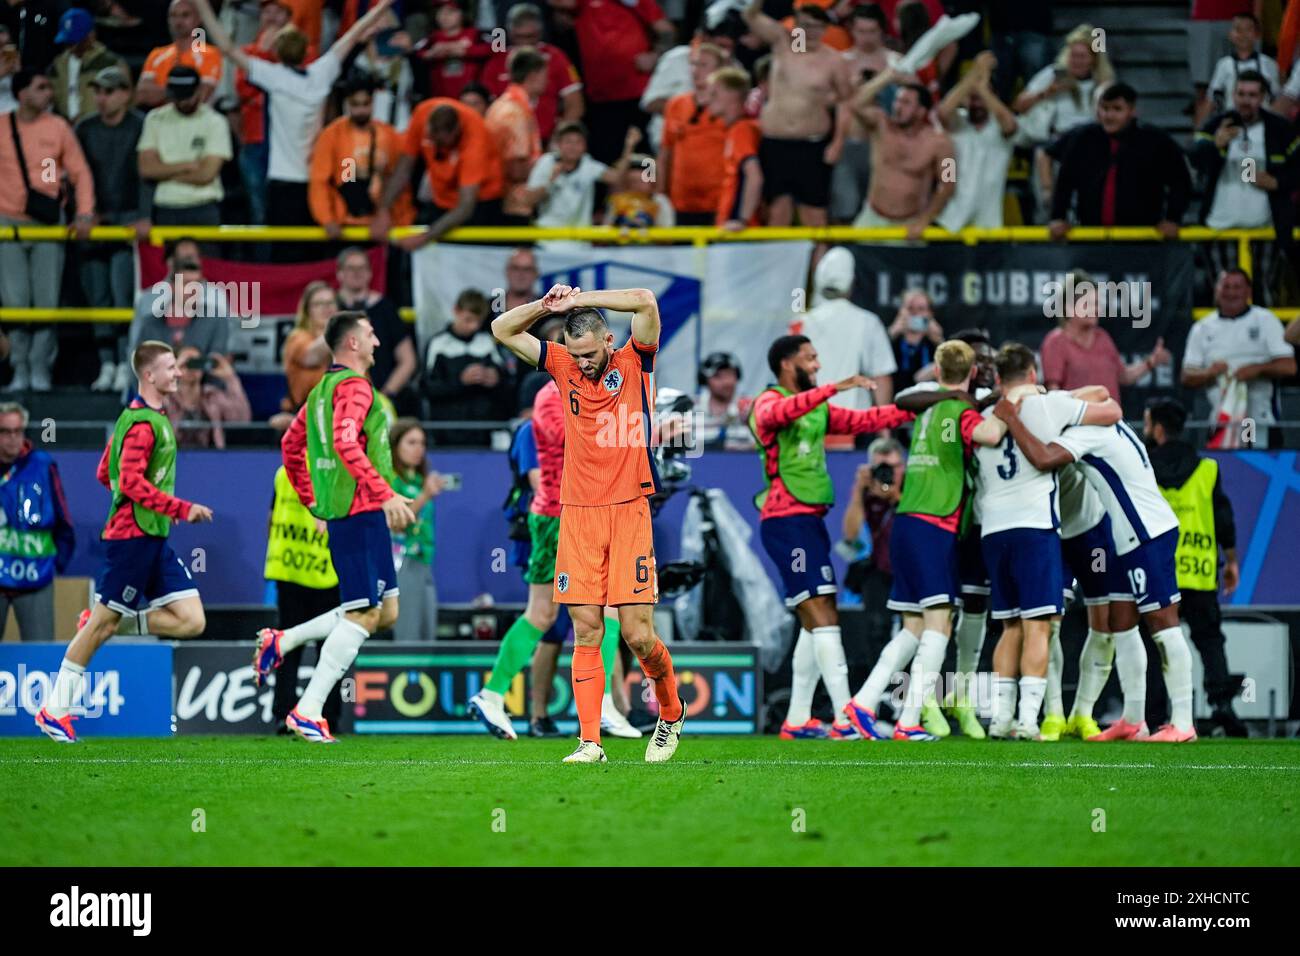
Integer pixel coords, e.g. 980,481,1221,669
0,224,1296,322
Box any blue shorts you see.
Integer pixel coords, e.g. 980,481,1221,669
539,605,572,645
760,514,837,608
888,513,960,613
1061,514,1129,606
328,510,399,611
95,536,199,615
982,527,1065,620
1118,528,1181,613
959,524,990,596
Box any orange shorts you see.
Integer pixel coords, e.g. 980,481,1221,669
554,497,658,606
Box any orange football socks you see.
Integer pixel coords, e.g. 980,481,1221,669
638,639,683,722
571,644,605,743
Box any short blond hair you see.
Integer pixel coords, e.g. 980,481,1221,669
132,340,175,377
709,66,751,96
935,339,975,387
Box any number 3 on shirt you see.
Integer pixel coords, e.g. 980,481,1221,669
997,434,1018,480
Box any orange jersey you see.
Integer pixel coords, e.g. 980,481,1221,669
540,336,661,507
716,117,762,226
141,43,224,89
404,97,504,208
660,92,726,214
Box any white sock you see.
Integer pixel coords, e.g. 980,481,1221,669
993,676,1017,728
1153,625,1194,731
901,629,948,726
1045,620,1064,717
811,625,850,717
954,609,986,706
296,618,368,720
784,628,819,726
44,658,86,719
1113,626,1147,725
281,607,344,653
1018,675,1047,728
854,628,919,713
1071,629,1114,720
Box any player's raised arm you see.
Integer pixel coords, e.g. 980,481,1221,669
491,284,581,367
571,288,660,346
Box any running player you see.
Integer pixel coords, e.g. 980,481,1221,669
748,334,913,740
255,312,416,743
492,284,685,764
468,378,638,741
36,341,213,742
845,340,1006,741
996,399,1198,742
972,345,1121,739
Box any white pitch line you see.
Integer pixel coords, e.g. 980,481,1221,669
1,757,1298,772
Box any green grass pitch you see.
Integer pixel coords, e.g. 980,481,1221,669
3,736,1298,866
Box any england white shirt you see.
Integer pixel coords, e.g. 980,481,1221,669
526,152,609,250
246,51,342,183
1052,422,1179,555
1206,120,1271,229
1057,461,1106,539
975,390,1087,536
1183,305,1295,428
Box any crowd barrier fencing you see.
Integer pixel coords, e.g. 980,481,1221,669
0,225,1297,323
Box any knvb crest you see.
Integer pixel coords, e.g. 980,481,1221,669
556,572,569,593
602,368,623,393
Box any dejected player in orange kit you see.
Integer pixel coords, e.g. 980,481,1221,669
493,284,685,764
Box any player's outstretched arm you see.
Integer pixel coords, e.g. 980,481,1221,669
1069,384,1110,403
994,400,1072,470
895,386,974,414
1079,398,1123,426
571,288,659,346
829,402,914,436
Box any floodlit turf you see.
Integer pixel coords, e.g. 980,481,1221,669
2,735,1298,866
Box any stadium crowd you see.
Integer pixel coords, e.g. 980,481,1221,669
0,0,1295,446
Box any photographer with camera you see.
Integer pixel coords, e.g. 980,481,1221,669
694,352,754,451
161,345,252,449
